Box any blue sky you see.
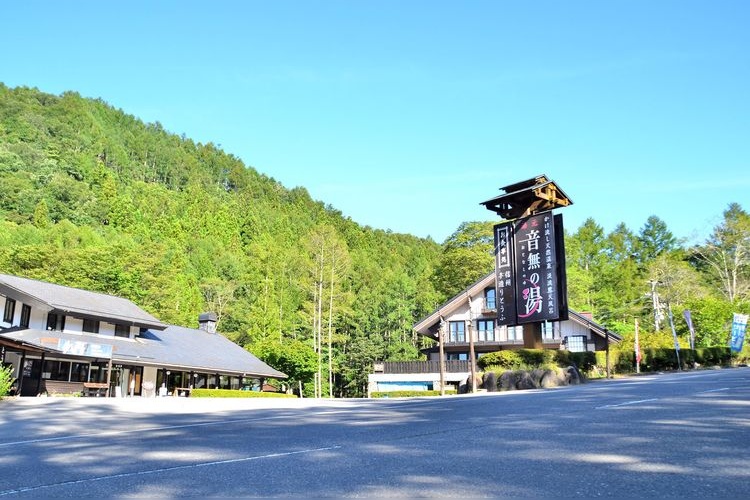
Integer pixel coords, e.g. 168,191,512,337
2,1,748,244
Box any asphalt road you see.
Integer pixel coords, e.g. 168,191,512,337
1,368,749,498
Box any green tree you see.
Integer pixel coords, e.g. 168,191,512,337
691,203,750,303
250,338,317,394
32,199,49,228
637,215,678,263
432,221,494,301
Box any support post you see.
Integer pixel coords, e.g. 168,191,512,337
106,357,113,397
438,317,446,396
467,295,476,393
36,352,46,395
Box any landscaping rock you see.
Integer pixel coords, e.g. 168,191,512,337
483,371,498,392
499,371,516,391
515,371,536,390
566,365,581,385
541,369,564,388
530,369,546,388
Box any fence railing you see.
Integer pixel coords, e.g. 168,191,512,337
374,360,471,374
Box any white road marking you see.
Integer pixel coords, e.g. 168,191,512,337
697,387,730,394
595,398,659,409
0,410,349,448
0,445,342,496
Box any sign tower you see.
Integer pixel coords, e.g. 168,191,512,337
480,175,572,348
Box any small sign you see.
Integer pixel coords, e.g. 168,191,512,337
730,313,748,353
494,221,517,326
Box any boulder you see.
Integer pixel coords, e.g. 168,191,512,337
483,371,498,392
530,369,546,388
566,365,581,385
540,369,564,388
515,371,536,390
499,371,516,391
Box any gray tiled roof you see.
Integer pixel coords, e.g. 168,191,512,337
1,327,287,379
0,274,167,329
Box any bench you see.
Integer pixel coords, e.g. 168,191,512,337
83,382,109,397
42,380,85,396
174,387,192,397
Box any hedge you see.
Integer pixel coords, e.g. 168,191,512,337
370,390,456,398
477,348,594,372
190,389,297,398
597,346,734,374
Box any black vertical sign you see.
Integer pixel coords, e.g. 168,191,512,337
494,221,517,326
554,213,568,321
513,213,559,324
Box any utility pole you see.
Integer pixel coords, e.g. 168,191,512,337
649,280,661,331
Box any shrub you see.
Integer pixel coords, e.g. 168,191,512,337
191,389,297,398
517,349,555,367
370,390,456,398
477,350,522,370
0,364,13,398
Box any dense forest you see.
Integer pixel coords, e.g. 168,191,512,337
1,85,748,396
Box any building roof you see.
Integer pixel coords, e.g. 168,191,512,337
414,271,621,343
0,273,286,379
0,274,168,330
1,326,287,379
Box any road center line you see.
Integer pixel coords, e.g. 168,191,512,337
595,398,659,409
0,445,342,497
697,387,730,394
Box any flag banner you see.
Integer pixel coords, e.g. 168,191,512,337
730,313,749,353
683,310,696,350
634,320,642,364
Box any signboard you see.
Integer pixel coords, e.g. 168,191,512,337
494,213,567,327
494,221,516,326
58,339,113,358
513,213,560,324
730,313,748,353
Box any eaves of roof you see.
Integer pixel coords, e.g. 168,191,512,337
413,271,621,343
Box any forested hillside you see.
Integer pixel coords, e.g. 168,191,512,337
0,84,443,397
1,84,748,396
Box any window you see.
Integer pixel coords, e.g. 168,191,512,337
114,324,130,338
566,335,586,353
507,325,523,341
484,288,496,310
449,321,465,342
447,352,469,361
20,304,31,328
46,313,65,331
3,298,16,324
541,321,557,340
70,362,89,382
477,319,495,341
45,360,71,381
82,319,100,334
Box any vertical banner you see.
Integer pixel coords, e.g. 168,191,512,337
553,213,568,321
494,221,517,326
730,313,749,353
683,310,696,350
513,213,559,324
634,318,642,373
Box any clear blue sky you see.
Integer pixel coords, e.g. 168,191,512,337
2,1,748,244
